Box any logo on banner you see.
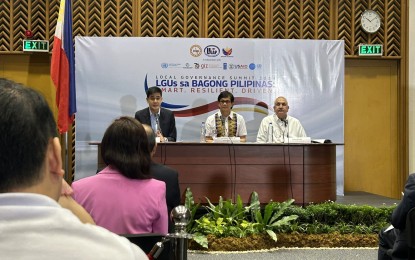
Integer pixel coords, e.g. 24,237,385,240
223,63,228,70
228,64,248,70
194,62,221,69
222,47,233,57
206,63,221,69
204,45,220,57
182,63,193,69
160,63,181,69
190,45,202,57
249,63,258,70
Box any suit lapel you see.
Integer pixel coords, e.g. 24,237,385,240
158,109,164,131
145,109,152,125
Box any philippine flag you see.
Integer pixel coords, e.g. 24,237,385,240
51,0,76,134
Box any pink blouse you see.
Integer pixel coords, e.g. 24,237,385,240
73,166,168,235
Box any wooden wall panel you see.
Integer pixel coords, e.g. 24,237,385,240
0,0,404,57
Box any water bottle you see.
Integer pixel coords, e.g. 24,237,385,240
200,122,206,143
267,122,273,143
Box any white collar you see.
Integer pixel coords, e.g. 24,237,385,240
149,108,160,116
218,111,234,119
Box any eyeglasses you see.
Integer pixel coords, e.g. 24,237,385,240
219,100,232,104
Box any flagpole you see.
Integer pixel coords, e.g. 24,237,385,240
63,132,69,182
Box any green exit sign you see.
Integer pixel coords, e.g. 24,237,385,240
23,40,49,52
358,44,383,56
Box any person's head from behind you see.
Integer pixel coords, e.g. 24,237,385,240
0,78,63,200
101,116,151,179
273,96,289,120
146,86,163,114
217,90,234,116
142,124,157,157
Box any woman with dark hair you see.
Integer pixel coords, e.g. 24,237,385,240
73,117,168,234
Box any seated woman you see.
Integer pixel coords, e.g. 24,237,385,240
73,117,168,234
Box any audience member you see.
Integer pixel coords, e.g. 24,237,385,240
0,78,147,259
256,96,306,143
59,179,95,224
378,173,415,259
73,117,168,235
135,86,177,142
143,124,181,232
205,91,247,142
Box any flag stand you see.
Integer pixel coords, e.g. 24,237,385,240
63,132,70,182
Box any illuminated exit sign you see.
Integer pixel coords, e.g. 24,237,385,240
358,44,383,56
23,40,49,52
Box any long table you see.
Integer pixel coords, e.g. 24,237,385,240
93,142,337,205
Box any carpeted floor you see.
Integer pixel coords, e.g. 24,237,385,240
335,191,400,207
188,248,378,260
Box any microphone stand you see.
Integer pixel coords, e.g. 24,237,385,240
223,115,237,201
155,114,161,135
283,119,288,143
284,118,293,200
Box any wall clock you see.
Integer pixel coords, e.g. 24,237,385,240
361,9,381,33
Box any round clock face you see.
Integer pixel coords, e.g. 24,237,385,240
361,10,381,33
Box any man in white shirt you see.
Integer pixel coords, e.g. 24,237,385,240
256,96,307,143
205,91,247,142
0,78,147,260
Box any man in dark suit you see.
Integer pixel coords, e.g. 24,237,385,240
135,86,177,142
143,124,181,232
378,173,415,259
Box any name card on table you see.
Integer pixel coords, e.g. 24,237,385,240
213,137,241,143
285,137,311,144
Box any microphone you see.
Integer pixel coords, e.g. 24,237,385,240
283,119,288,127
282,119,289,139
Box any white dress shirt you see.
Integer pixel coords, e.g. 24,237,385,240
205,111,247,137
0,193,147,260
256,114,307,143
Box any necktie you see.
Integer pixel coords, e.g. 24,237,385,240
154,114,160,133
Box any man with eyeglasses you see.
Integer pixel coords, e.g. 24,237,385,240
135,86,177,142
204,90,247,142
